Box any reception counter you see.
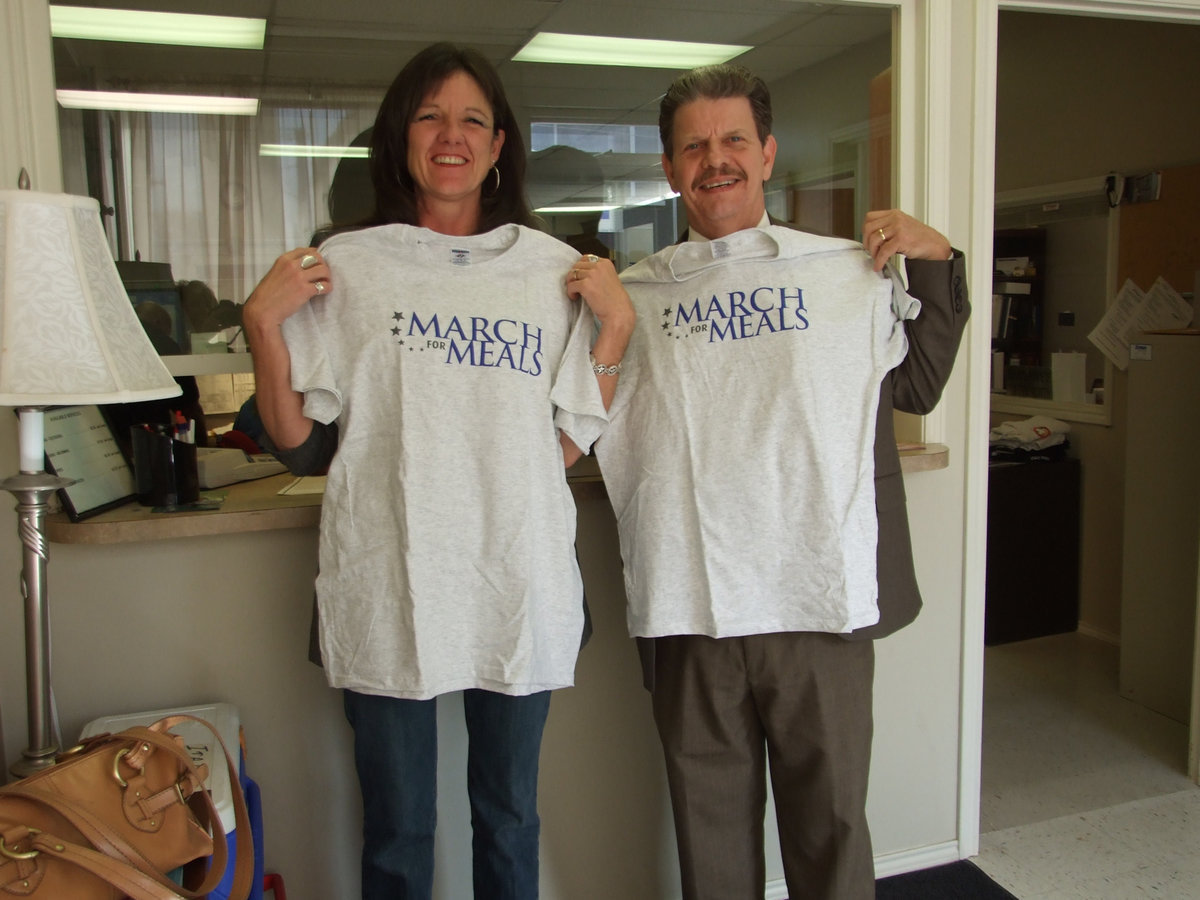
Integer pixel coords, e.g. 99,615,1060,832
30,441,955,899
46,444,948,545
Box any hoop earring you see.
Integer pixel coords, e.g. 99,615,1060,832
484,164,501,198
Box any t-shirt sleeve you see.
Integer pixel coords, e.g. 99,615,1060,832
549,299,609,454
879,262,920,372
281,302,343,425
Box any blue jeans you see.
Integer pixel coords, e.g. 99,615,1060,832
343,688,551,900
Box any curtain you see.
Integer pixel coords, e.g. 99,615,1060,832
61,101,377,305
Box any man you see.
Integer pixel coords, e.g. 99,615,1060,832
592,64,968,900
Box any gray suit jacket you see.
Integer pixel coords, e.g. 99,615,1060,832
850,249,969,639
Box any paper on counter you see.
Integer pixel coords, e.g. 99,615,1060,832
278,475,327,495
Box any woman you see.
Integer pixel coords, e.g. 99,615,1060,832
243,43,634,899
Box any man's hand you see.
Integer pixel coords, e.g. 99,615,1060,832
862,210,952,272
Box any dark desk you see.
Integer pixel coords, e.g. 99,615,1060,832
985,457,1081,645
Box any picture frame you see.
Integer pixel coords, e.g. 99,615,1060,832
41,405,137,521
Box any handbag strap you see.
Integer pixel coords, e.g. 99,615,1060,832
3,714,254,900
23,827,190,900
149,714,255,900
99,714,254,900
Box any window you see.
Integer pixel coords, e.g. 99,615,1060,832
51,0,895,386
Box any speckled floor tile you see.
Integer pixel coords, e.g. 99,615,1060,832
977,632,1200,899
976,790,1200,898
981,633,1192,833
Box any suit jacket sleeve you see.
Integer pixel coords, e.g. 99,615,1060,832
891,250,970,415
849,250,970,642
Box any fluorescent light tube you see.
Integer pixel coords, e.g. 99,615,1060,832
56,89,259,116
50,5,266,50
514,33,750,69
535,205,622,213
259,144,370,159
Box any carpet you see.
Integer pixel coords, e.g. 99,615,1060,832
873,860,1020,899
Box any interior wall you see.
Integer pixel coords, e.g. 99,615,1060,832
993,10,1200,640
995,12,1200,193
771,34,891,193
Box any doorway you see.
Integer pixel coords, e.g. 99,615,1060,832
984,6,1200,835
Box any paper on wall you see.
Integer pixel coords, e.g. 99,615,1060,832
1088,277,1192,369
1122,277,1193,340
1087,279,1144,370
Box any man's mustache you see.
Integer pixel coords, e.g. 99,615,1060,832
692,165,746,190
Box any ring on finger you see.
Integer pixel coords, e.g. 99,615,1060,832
584,254,600,264
314,281,326,294
877,228,886,242
300,253,319,269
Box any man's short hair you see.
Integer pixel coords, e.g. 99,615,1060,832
658,64,774,157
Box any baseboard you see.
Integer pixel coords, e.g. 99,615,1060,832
761,841,963,897
873,840,963,879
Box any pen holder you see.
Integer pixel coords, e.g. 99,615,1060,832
131,426,199,508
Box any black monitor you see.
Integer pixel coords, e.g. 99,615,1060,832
116,260,187,354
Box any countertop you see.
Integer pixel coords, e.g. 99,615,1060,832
46,444,948,545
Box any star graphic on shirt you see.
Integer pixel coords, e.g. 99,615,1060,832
392,311,405,321
661,307,675,338
391,326,401,336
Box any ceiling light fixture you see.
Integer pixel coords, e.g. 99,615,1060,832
56,89,260,116
514,33,750,69
49,5,266,50
535,205,622,213
259,144,370,159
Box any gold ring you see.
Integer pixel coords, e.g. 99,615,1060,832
571,270,581,281
584,254,600,264
877,228,886,241
300,254,319,269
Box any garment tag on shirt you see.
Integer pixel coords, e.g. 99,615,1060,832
449,248,471,266
710,240,732,259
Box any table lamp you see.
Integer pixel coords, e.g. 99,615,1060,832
0,179,181,778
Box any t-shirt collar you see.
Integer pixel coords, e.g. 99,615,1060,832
686,210,771,243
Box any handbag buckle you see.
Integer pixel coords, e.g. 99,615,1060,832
0,829,40,860
112,747,133,788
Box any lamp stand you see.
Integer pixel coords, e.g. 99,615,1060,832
3,408,71,779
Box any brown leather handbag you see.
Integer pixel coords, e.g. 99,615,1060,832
0,714,253,900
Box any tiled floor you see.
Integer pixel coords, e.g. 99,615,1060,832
973,632,1200,898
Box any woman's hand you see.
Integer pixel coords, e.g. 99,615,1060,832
564,256,633,348
243,248,330,451
244,247,332,334
565,253,636,418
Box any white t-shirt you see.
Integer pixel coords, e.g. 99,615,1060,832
594,225,918,638
282,223,608,699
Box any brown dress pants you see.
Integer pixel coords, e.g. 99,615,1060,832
648,631,876,900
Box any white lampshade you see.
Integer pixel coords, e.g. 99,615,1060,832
0,189,181,407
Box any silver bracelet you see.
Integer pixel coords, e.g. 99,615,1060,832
589,352,622,376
